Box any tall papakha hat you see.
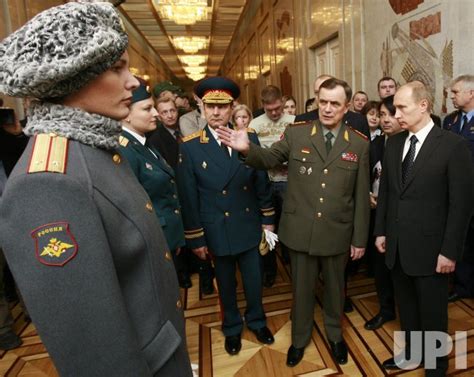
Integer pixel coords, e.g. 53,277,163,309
131,77,152,104
194,77,240,104
0,2,128,99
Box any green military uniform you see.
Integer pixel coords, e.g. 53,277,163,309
245,119,370,346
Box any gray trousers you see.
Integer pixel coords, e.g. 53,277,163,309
290,249,348,348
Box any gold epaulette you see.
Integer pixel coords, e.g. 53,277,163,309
182,130,201,143
261,207,276,217
119,135,129,147
27,134,69,174
184,228,205,239
347,126,369,141
247,127,256,133
290,120,312,127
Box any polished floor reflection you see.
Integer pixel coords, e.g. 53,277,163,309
1,253,473,376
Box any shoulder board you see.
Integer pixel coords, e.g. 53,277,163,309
290,120,312,127
347,126,369,141
119,135,129,147
27,133,69,174
182,131,201,143
246,127,256,133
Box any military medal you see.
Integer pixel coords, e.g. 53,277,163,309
145,162,153,170
341,152,358,162
307,167,312,175
202,161,207,169
299,166,306,174
301,147,310,154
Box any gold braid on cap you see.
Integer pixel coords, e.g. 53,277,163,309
202,90,233,104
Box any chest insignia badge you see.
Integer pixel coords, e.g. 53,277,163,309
299,166,307,174
145,162,153,170
202,161,207,169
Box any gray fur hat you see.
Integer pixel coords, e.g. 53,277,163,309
0,2,128,99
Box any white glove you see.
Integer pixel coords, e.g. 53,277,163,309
264,229,279,251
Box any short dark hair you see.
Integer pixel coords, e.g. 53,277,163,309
361,100,380,116
352,90,368,100
378,95,396,116
377,76,396,90
319,78,352,103
261,85,282,104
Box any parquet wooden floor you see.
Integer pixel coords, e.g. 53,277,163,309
0,255,473,376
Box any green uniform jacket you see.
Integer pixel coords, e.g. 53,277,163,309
119,131,185,251
246,120,370,255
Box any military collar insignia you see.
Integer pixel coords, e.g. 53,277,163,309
200,129,210,143
344,130,349,141
31,222,78,266
311,125,317,136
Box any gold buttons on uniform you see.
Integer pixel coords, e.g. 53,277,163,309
317,212,322,218
176,299,182,309
174,209,180,214
323,169,328,174
165,251,172,261
302,157,306,162
112,154,121,164
319,198,324,203
224,211,230,217
321,183,326,188
222,190,227,195
145,202,153,212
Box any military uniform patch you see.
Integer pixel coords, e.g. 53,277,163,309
31,222,78,266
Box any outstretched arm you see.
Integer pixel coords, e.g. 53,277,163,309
216,126,250,155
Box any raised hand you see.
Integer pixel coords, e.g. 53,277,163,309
216,126,250,155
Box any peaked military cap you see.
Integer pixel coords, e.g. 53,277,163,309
194,77,240,104
131,77,151,104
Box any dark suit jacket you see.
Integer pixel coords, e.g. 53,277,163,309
374,125,474,276
176,126,274,255
295,109,370,139
0,128,28,176
147,124,180,170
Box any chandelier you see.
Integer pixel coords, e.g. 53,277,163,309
179,55,207,66
184,66,206,75
154,0,208,25
173,36,208,53
187,73,206,81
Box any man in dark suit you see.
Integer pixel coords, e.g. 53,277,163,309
295,74,370,139
375,81,474,376
442,74,474,302
177,77,276,356
148,96,214,294
218,78,370,367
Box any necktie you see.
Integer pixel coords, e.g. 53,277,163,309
460,115,469,134
220,142,230,158
402,135,418,185
325,132,334,154
174,129,183,144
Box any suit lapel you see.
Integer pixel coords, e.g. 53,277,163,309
401,126,442,192
309,122,327,161
123,131,174,178
201,125,228,172
395,132,407,189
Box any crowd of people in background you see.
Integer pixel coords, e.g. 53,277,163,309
0,3,473,376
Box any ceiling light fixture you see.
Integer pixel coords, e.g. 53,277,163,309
184,66,206,75
179,55,207,66
173,36,209,53
187,73,206,81
153,0,208,25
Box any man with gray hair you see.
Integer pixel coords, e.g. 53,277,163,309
443,74,474,303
